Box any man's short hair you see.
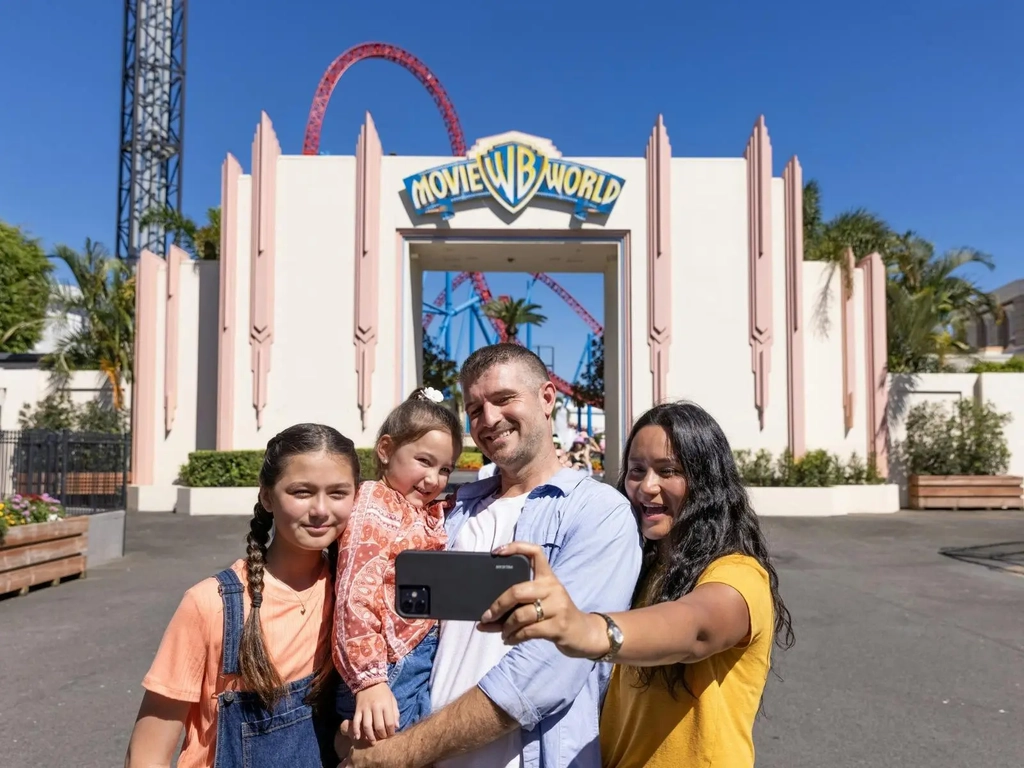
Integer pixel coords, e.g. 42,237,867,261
459,343,552,390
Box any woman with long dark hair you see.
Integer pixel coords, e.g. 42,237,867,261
479,401,794,767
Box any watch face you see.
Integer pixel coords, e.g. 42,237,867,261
610,625,624,645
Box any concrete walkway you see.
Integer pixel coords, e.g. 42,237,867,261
0,510,1021,767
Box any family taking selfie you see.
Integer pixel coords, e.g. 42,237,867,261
124,342,794,768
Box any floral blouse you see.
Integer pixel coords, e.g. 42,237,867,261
332,480,447,693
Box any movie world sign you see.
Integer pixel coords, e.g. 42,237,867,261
403,134,626,221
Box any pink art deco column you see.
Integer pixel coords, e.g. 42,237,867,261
250,113,280,429
745,116,773,429
164,245,186,432
782,157,806,458
216,154,241,449
130,250,161,485
354,113,382,429
840,247,857,433
646,115,672,405
858,252,889,474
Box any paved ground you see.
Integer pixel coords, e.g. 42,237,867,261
1,510,1021,767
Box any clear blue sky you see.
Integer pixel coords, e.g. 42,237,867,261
2,0,1021,382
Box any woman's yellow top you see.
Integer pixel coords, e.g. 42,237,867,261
599,554,775,768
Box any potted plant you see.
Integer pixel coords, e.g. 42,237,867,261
897,399,1022,510
0,493,88,596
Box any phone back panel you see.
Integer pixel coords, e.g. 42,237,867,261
394,550,531,622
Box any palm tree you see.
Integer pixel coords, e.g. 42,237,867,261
140,205,220,260
804,180,896,278
46,240,135,410
802,180,898,334
804,180,1001,372
886,234,1001,365
885,282,945,373
483,297,547,342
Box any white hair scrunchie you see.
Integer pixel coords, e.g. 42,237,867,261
421,387,445,403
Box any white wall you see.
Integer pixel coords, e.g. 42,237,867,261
800,263,870,460
665,159,792,455
143,131,969,497
149,259,205,486
235,155,367,444
0,367,130,431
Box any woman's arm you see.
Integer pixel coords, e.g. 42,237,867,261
556,582,750,666
124,691,189,767
479,542,752,666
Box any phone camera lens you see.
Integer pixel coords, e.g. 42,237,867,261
399,586,429,615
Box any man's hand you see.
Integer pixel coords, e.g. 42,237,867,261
336,687,516,768
336,720,402,768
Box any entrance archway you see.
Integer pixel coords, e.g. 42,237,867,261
397,231,634,480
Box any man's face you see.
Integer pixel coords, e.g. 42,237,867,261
463,362,555,472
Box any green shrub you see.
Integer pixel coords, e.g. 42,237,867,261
734,449,775,486
896,399,1011,476
18,391,128,433
179,447,476,487
968,356,1024,373
734,448,884,487
356,448,377,480
795,450,844,487
179,450,264,487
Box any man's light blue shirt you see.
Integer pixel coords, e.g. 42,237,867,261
443,467,644,768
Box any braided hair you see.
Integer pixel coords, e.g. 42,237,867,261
238,423,359,710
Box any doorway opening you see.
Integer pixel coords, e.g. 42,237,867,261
399,233,632,481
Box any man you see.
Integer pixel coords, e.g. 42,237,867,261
340,343,643,768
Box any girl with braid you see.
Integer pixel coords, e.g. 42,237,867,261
125,423,360,768
333,387,461,746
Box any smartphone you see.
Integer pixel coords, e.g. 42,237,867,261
394,550,532,622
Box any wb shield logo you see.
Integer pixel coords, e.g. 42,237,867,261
478,143,546,215
402,133,626,220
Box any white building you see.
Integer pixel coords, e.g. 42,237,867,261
126,112,895,511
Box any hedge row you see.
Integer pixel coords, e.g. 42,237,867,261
179,447,484,487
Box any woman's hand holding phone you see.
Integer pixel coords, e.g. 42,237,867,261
476,542,610,660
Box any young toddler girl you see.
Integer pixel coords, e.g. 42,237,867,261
125,423,360,768
334,386,462,744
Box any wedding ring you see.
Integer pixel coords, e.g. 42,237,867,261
534,599,544,622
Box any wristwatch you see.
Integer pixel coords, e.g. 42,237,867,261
591,612,624,662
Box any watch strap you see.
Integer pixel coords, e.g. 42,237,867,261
592,612,623,662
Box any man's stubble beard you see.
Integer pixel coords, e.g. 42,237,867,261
496,423,545,475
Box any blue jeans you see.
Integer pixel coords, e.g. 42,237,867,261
212,568,335,767
335,625,438,731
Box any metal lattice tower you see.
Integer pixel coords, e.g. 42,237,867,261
116,0,188,260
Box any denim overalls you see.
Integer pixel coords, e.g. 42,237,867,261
213,568,336,767
334,624,438,730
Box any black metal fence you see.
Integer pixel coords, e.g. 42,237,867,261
0,430,131,515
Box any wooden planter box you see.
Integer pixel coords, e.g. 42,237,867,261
908,475,1024,510
0,517,88,596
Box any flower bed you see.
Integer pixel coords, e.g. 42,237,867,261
0,494,88,596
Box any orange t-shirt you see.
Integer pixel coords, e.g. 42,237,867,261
333,480,446,693
141,558,334,768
